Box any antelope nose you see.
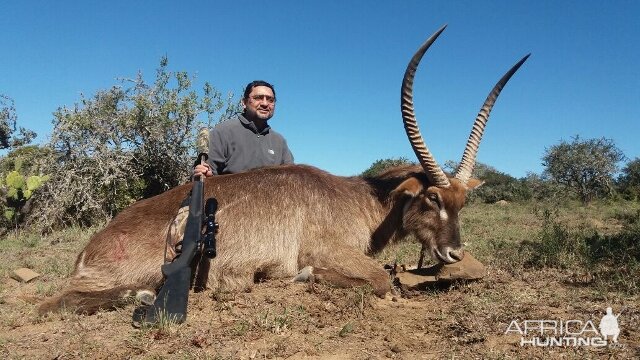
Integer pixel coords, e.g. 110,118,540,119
447,248,465,263
435,246,465,264
444,247,464,264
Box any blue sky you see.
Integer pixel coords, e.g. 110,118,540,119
2,1,638,177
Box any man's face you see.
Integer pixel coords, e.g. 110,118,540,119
242,85,276,121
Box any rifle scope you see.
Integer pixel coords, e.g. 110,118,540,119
203,198,218,258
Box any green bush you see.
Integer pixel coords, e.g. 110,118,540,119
1,95,36,150
469,176,531,204
0,146,50,232
523,207,640,294
444,161,532,203
583,210,640,293
21,57,238,232
361,157,414,177
543,136,625,204
617,158,640,200
524,208,588,269
521,172,569,202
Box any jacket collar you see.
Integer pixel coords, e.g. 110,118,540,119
239,114,270,135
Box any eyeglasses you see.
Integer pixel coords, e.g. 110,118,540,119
250,94,276,104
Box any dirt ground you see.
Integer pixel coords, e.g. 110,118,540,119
1,264,638,359
2,201,639,359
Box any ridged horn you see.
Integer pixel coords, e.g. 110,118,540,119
401,25,451,188
454,54,530,184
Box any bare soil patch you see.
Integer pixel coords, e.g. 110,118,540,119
1,202,638,358
1,266,637,359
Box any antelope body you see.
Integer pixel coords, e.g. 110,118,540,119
39,26,528,314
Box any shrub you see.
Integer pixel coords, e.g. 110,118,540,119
444,161,531,203
617,158,640,200
0,94,36,150
523,207,640,294
23,57,237,232
524,208,588,269
361,157,414,177
0,96,42,233
583,210,640,293
542,136,625,204
521,172,568,202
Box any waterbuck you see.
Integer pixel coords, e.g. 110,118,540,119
39,25,528,315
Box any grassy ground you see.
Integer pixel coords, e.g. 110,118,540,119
0,200,638,359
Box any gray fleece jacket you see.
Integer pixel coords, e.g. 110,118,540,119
207,114,294,175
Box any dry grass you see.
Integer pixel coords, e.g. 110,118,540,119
0,201,639,358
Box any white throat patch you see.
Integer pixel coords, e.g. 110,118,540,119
439,208,448,221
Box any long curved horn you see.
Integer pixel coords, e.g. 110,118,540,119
401,25,450,188
455,54,530,184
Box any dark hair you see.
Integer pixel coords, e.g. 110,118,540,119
243,80,276,100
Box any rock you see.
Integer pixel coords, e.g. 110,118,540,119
11,268,41,283
435,252,486,280
394,253,486,289
394,270,437,288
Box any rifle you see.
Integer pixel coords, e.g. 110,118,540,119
140,152,218,325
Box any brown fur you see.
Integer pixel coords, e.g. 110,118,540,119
39,164,475,314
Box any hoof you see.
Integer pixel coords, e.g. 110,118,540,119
135,290,156,306
293,266,314,282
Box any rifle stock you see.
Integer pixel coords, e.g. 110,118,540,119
142,153,207,325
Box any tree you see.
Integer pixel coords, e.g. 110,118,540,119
522,172,566,202
0,151,49,229
0,96,43,233
0,95,36,150
617,157,640,200
542,136,625,204
444,160,531,203
26,57,237,231
361,157,414,177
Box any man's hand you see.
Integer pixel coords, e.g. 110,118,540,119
193,163,213,179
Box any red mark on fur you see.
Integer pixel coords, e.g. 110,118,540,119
112,234,129,262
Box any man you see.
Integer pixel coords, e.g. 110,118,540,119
194,80,293,178
168,80,293,262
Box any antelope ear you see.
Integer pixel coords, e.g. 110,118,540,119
466,178,485,190
392,177,424,197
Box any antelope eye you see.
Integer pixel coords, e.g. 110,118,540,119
427,193,440,207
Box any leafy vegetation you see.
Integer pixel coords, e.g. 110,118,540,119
617,157,640,200
520,205,640,294
1,58,238,232
0,95,35,150
1,167,49,224
543,136,625,204
0,97,46,233
444,161,532,204
361,157,414,177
